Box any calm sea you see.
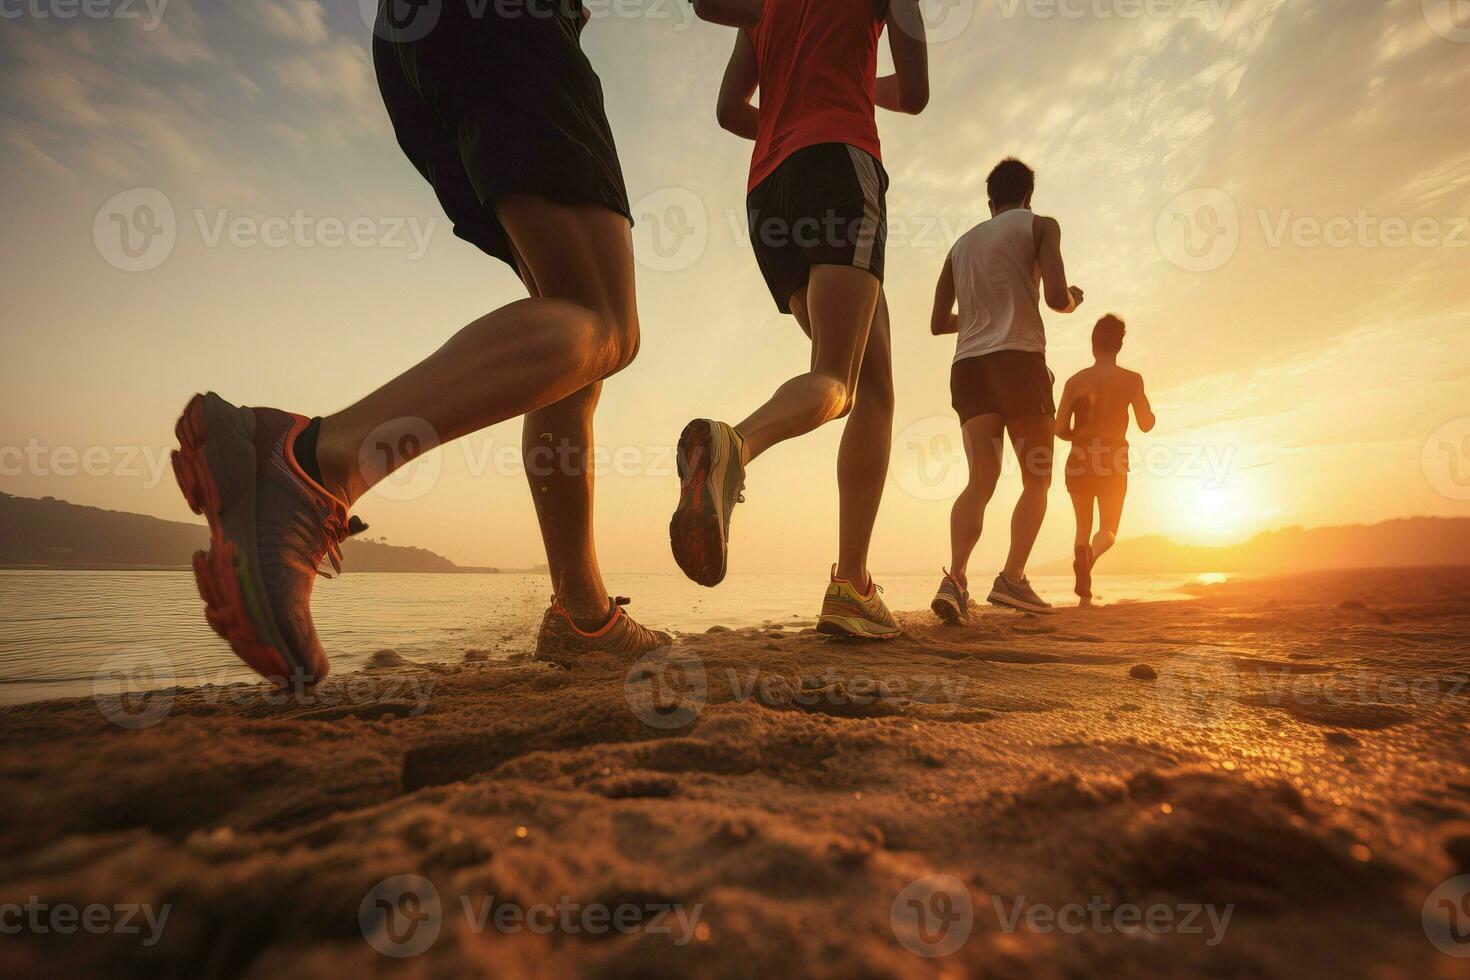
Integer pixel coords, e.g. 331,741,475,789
0,570,1208,705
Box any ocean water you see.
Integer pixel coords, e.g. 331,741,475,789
0,570,1209,705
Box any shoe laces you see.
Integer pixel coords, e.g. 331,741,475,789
320,514,369,578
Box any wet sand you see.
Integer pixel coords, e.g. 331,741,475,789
1,567,1467,977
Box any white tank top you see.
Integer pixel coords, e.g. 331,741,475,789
950,209,1046,362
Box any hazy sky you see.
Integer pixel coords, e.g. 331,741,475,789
2,0,1468,574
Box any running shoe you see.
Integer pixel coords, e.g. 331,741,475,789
534,596,673,667
817,567,903,640
172,392,366,687
670,419,745,587
987,573,1054,615
930,568,969,624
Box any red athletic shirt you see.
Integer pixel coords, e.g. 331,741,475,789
747,0,885,192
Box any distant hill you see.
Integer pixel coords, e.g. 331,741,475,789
1036,517,1470,575
0,492,482,573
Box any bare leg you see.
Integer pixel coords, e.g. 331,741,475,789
501,241,613,624
734,265,881,464
1070,490,1095,603
314,196,640,506
1093,483,1127,562
949,414,1005,587
1071,491,1095,549
1001,414,1055,582
833,293,895,587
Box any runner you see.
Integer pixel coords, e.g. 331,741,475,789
1056,314,1156,605
171,0,765,685
669,0,929,639
927,157,1085,621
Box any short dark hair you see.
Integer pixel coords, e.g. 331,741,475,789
1092,314,1126,354
987,158,1035,208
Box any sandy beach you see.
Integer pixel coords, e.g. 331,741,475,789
2,566,1467,977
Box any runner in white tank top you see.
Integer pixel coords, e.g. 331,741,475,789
925,158,1086,620
950,207,1048,361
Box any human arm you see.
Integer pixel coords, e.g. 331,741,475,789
693,0,763,28
1132,375,1156,433
930,253,959,335
1035,215,1083,314
716,32,760,140
1055,378,1080,441
876,0,929,114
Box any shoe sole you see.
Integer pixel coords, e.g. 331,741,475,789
670,420,731,588
987,589,1056,615
817,616,903,641
931,595,965,624
172,393,317,685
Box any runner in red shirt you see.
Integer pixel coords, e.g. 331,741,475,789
671,0,929,638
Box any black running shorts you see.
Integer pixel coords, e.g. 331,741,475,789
373,0,630,273
950,350,1056,424
745,143,889,314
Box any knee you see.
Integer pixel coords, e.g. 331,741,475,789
820,376,855,421
596,303,641,375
